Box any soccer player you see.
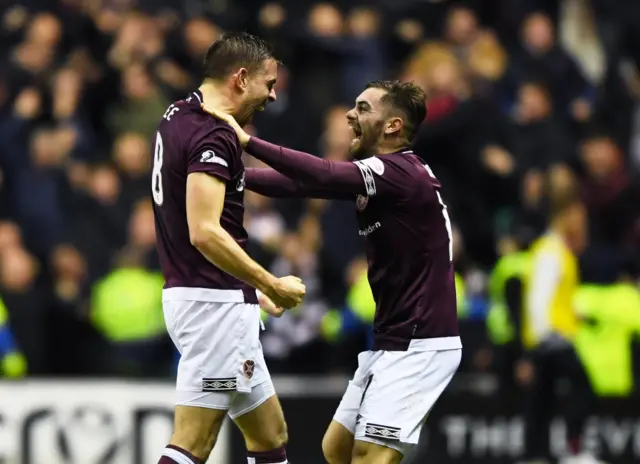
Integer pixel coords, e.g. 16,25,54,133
152,32,305,464
203,80,462,464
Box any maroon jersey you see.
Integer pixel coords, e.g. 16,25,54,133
244,139,459,350
152,90,257,303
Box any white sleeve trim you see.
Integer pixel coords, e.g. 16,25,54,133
353,160,377,196
200,150,228,167
163,448,196,464
527,252,562,341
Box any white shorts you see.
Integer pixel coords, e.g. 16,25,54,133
163,287,274,419
333,337,462,456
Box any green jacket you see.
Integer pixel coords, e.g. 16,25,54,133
486,252,529,345
0,297,27,377
91,268,166,342
574,283,640,396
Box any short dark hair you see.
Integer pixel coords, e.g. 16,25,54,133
203,31,276,80
365,80,427,139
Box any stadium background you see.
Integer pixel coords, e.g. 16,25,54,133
0,0,638,462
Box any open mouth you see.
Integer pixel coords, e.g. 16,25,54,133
351,126,362,140
256,100,269,112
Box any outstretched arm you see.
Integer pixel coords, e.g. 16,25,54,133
246,168,354,200
199,105,404,198
246,138,390,197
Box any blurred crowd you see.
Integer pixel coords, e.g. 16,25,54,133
0,0,638,380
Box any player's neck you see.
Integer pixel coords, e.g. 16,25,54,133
549,224,570,247
377,135,410,155
377,142,410,155
199,80,239,116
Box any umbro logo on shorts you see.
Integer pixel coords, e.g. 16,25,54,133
364,423,401,441
202,377,237,392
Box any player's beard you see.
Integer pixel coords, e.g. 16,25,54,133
349,130,377,160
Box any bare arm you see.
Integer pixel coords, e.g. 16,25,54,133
246,168,354,200
186,172,278,295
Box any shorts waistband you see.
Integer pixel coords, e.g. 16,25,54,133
409,336,462,351
162,287,256,303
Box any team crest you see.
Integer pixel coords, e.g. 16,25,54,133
356,195,369,211
243,360,255,379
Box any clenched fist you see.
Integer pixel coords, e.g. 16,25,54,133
266,275,305,309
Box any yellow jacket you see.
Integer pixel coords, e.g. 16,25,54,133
522,234,579,349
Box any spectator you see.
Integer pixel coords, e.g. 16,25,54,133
444,6,507,91
501,12,595,124
0,244,48,375
342,6,385,101
511,81,574,170
414,59,518,266
106,62,170,139
50,243,88,307
579,134,639,247
175,17,220,79
50,67,96,161
69,163,128,281
112,132,151,205
3,16,58,95
90,247,167,378
15,125,70,253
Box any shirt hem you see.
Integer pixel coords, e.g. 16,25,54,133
372,335,462,352
162,286,257,303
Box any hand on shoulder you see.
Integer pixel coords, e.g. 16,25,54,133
201,104,251,147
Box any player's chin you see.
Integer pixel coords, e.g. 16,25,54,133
254,99,269,113
349,139,366,159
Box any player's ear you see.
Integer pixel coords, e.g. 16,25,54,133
384,117,403,136
234,68,250,91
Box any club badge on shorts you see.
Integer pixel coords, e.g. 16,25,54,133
243,360,255,379
356,195,369,211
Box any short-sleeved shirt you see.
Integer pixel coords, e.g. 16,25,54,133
152,90,257,303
